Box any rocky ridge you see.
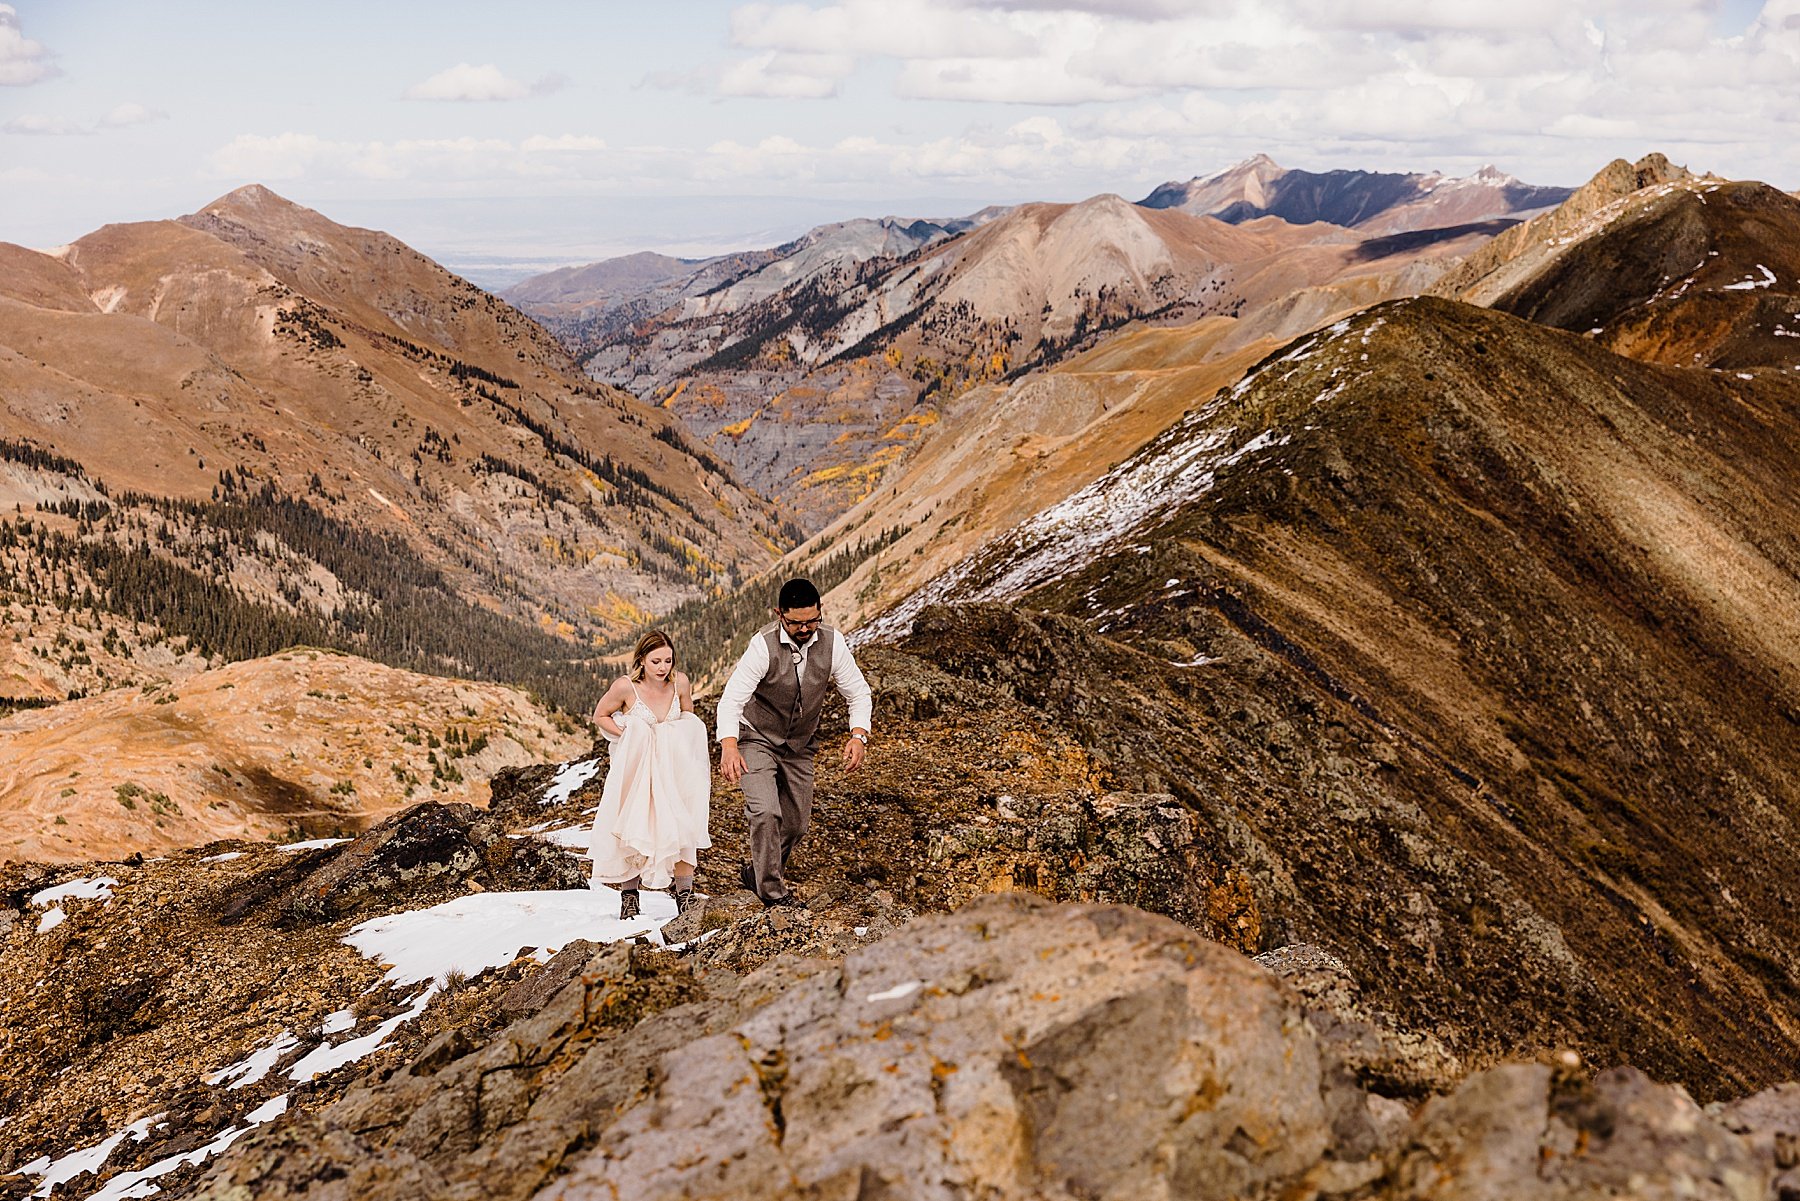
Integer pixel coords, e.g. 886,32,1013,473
862,292,1800,1097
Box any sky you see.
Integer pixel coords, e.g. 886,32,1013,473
1,0,1795,286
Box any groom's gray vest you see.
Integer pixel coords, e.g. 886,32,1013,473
742,623,834,751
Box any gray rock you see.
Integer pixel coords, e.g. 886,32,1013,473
1257,942,1461,1100
543,893,1333,1201
499,939,604,1016
1714,1082,1800,1199
1391,1062,1769,1200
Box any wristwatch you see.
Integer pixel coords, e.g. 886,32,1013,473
851,731,870,744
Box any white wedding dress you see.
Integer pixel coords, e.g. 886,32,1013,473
588,683,712,889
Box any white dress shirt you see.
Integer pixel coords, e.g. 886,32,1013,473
714,626,873,743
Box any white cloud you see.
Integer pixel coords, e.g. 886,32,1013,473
719,50,854,98
171,1,1800,212
521,134,608,153
4,113,85,135
731,0,1038,58
403,63,563,102
0,3,55,86
100,102,168,128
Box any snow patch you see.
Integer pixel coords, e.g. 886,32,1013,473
538,825,593,852
18,1115,159,1198
83,1097,290,1201
344,887,673,987
205,1031,301,1089
866,980,923,1003
1723,265,1777,291
36,907,66,934
541,757,601,806
199,851,245,863
277,838,348,853
31,877,119,907
858,408,1293,643
286,988,436,1082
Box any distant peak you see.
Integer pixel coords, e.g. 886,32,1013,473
214,183,293,208
1223,153,1282,177
1439,164,1518,188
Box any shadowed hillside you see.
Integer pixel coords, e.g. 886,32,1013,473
875,296,1800,1095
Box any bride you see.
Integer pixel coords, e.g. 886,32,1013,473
589,630,711,920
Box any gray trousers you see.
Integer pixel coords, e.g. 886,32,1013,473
739,733,815,902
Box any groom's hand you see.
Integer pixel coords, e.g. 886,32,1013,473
842,733,866,773
720,740,747,783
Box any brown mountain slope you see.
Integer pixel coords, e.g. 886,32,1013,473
0,646,584,863
0,187,787,658
1484,182,1800,370
1436,155,1800,372
1432,152,1697,306
870,296,1800,1094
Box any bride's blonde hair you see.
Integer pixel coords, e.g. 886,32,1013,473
630,629,676,683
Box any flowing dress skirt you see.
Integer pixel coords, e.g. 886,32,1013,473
589,705,711,889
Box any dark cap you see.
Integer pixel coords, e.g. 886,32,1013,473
777,577,821,610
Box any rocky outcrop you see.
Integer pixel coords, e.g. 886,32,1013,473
549,895,1334,1201
183,894,1800,1201
1391,1063,1767,1200
928,789,1261,952
1432,152,1697,306
271,802,587,924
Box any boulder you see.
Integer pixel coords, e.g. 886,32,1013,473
485,761,564,825
544,893,1335,1201
1714,1082,1800,1200
278,802,586,924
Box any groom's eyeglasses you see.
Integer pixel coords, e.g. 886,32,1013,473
779,615,822,631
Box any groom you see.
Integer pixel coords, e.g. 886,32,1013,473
716,577,872,906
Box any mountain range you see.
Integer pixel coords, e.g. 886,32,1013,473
508,165,1541,530
6,151,1800,1200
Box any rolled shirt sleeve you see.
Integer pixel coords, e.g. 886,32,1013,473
832,630,873,734
713,634,770,743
